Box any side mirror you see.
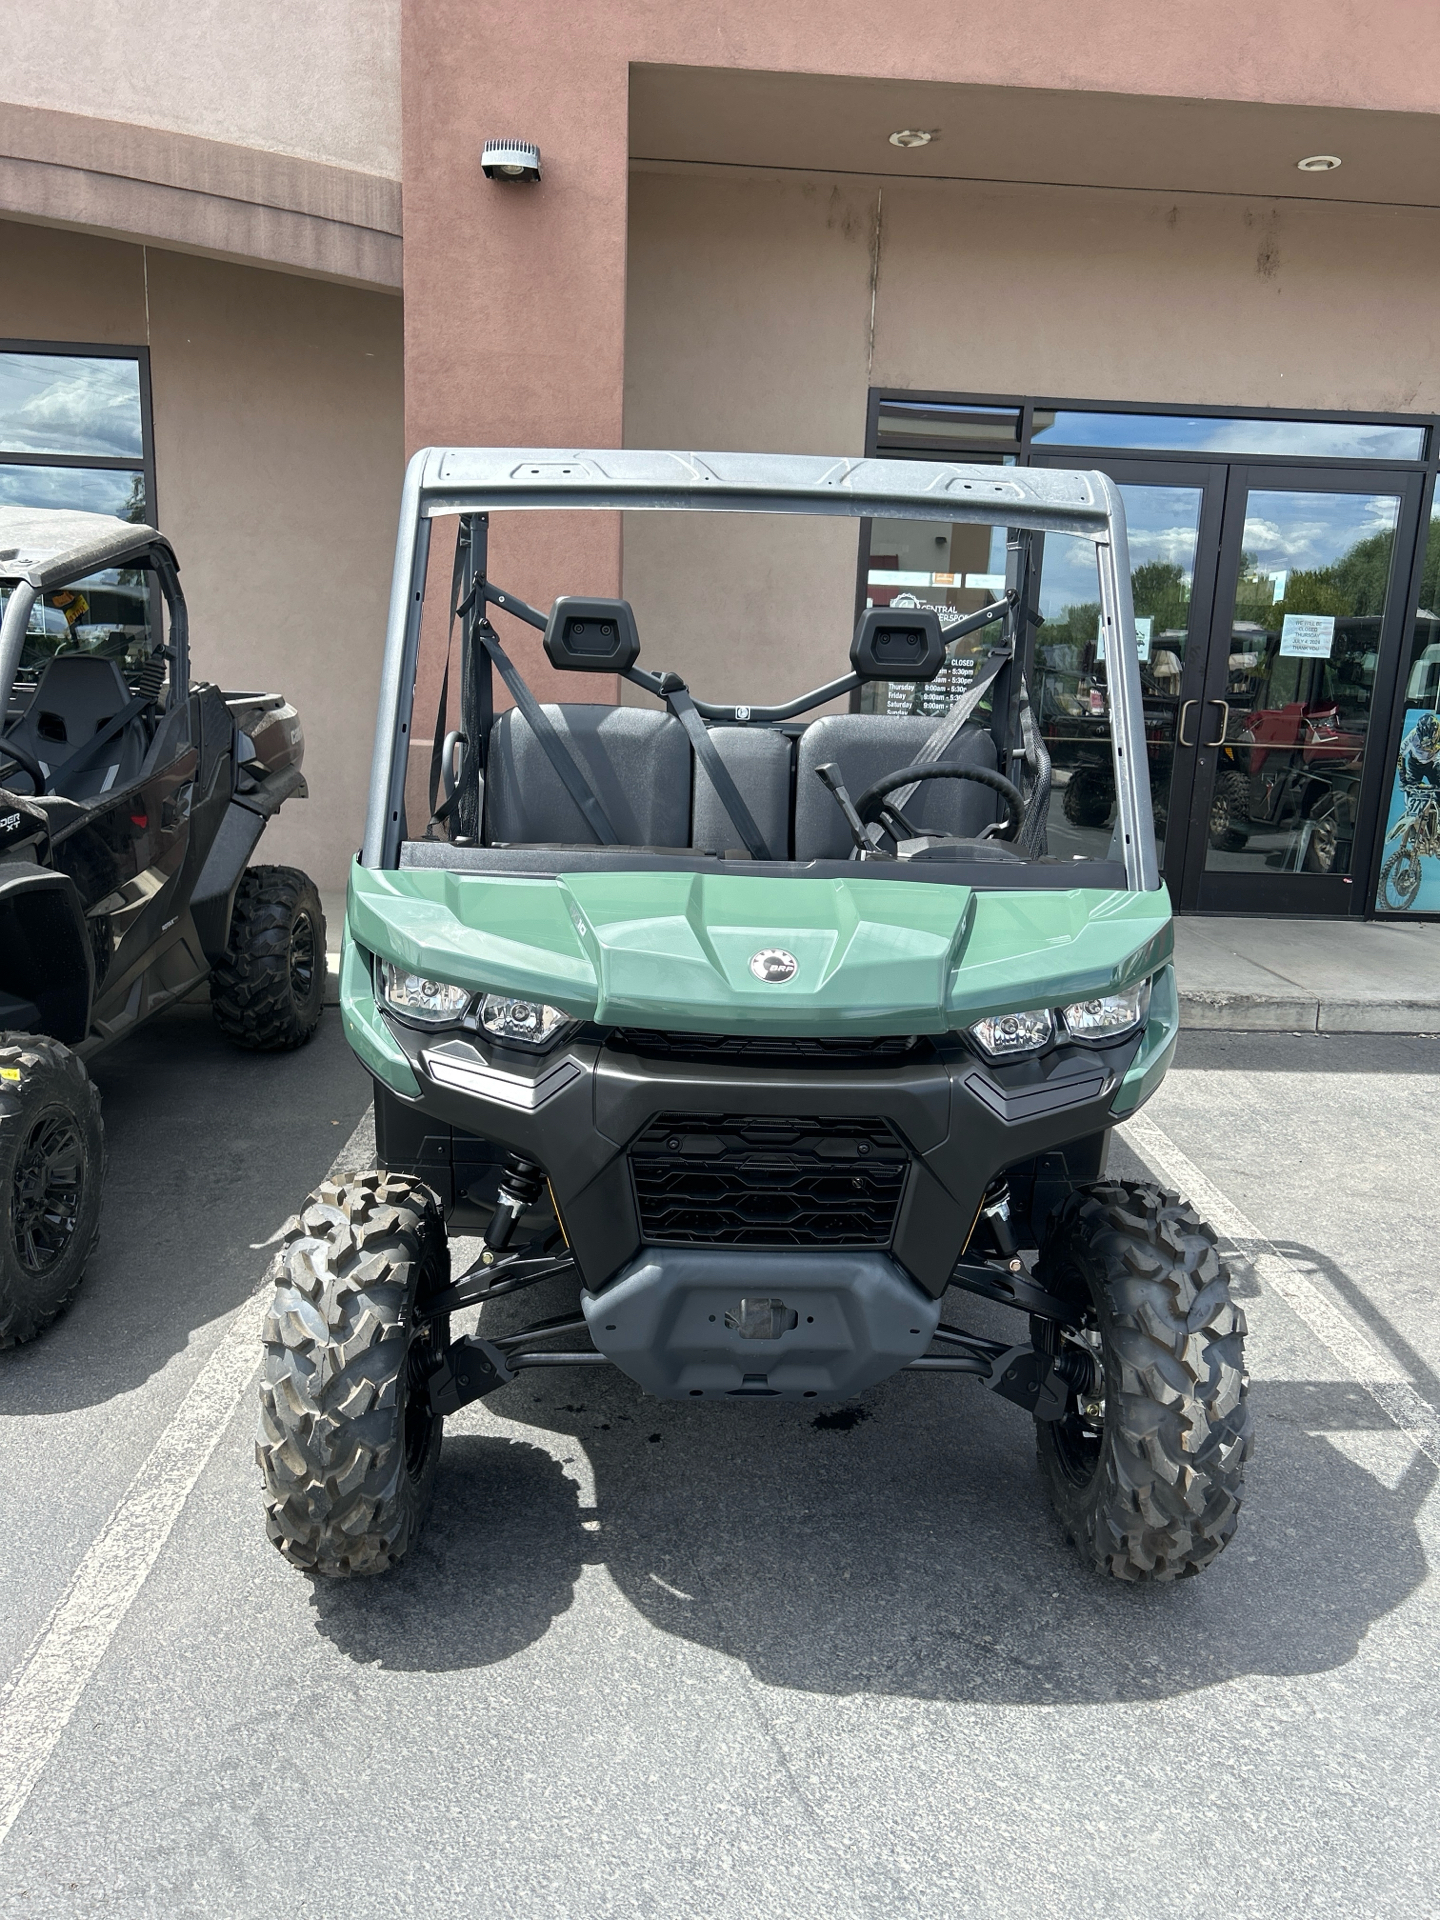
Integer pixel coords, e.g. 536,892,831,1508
851,606,945,682
543,597,640,673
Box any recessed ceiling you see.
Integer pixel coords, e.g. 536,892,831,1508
630,65,1440,208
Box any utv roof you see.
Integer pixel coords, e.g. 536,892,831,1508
412,447,1120,537
0,504,172,590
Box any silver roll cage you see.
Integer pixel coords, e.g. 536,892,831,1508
362,447,1157,890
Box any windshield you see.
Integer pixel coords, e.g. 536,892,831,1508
389,501,1133,888
3,565,159,670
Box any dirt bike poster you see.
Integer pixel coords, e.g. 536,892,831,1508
1375,706,1440,914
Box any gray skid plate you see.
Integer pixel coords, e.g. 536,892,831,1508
582,1248,941,1402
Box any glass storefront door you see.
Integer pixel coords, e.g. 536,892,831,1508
1028,458,1225,885
1179,467,1424,914
866,397,1440,914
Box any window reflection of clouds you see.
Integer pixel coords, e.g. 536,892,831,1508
1032,411,1424,462
1241,492,1400,571
0,464,144,518
0,354,143,459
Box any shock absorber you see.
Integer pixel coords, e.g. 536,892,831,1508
483,1153,547,1257
979,1179,1020,1263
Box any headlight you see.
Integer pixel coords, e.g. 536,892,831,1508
967,1007,1054,1059
1062,979,1151,1044
478,994,577,1049
378,961,472,1026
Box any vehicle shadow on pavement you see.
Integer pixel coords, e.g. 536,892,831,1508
306,1270,1436,1704
0,1006,371,1415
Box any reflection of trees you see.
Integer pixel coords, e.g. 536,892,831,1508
1040,559,1190,659
1418,516,1440,614
1237,526,1397,625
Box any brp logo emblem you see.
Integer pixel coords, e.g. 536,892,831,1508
749,948,798,984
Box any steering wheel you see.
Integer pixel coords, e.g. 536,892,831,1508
853,760,1025,845
0,739,46,796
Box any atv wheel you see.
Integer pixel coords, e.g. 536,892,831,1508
1033,1181,1251,1582
1061,768,1113,829
1380,843,1422,911
0,1034,105,1347
211,865,325,1051
1301,791,1346,874
257,1172,450,1577
1207,771,1250,852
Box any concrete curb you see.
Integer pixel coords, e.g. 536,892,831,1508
1179,990,1440,1034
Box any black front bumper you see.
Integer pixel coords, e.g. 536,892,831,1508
372,1021,1140,1298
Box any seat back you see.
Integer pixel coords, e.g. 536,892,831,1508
690,725,794,858
3,654,147,799
484,703,692,847
793,713,999,859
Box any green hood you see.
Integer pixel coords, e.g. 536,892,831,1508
346,862,1172,1035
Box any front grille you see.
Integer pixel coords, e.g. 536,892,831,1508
609,1030,924,1067
630,1112,908,1247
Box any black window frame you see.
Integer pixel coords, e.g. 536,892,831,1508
0,338,157,526
864,387,1440,919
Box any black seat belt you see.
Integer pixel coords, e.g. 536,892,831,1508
885,644,1012,819
656,672,774,862
49,691,155,799
474,622,621,845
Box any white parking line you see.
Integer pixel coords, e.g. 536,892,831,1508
1121,1110,1440,1468
0,1111,375,1853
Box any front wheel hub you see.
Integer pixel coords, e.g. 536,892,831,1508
11,1110,84,1275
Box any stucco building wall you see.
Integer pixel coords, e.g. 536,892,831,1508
0,0,400,173
1,218,404,889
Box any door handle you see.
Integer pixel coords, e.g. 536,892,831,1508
1178,699,1198,748
1204,700,1230,748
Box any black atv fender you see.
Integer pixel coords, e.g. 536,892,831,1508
0,861,94,1044
189,702,308,967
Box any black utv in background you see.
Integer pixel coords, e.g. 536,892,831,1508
0,504,325,1346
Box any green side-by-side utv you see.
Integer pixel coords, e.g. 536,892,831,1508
258,450,1251,1585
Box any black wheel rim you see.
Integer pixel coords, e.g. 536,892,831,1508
11,1108,84,1276
1309,817,1336,871
289,910,316,1003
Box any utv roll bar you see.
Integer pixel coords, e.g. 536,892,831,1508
362,448,1157,890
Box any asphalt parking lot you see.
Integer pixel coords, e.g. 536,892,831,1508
2,1009,1438,1918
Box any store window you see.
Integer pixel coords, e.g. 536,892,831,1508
1028,411,1426,462
860,516,1010,717
0,345,157,670
864,389,1439,916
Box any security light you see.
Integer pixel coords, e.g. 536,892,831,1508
1297,154,1341,172
888,129,934,149
482,139,542,183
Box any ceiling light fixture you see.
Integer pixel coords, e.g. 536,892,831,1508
1297,154,1341,172
482,138,542,183
888,129,934,149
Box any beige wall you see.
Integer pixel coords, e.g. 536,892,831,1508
621,162,1440,700
622,169,876,710
0,0,399,174
1,220,404,890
